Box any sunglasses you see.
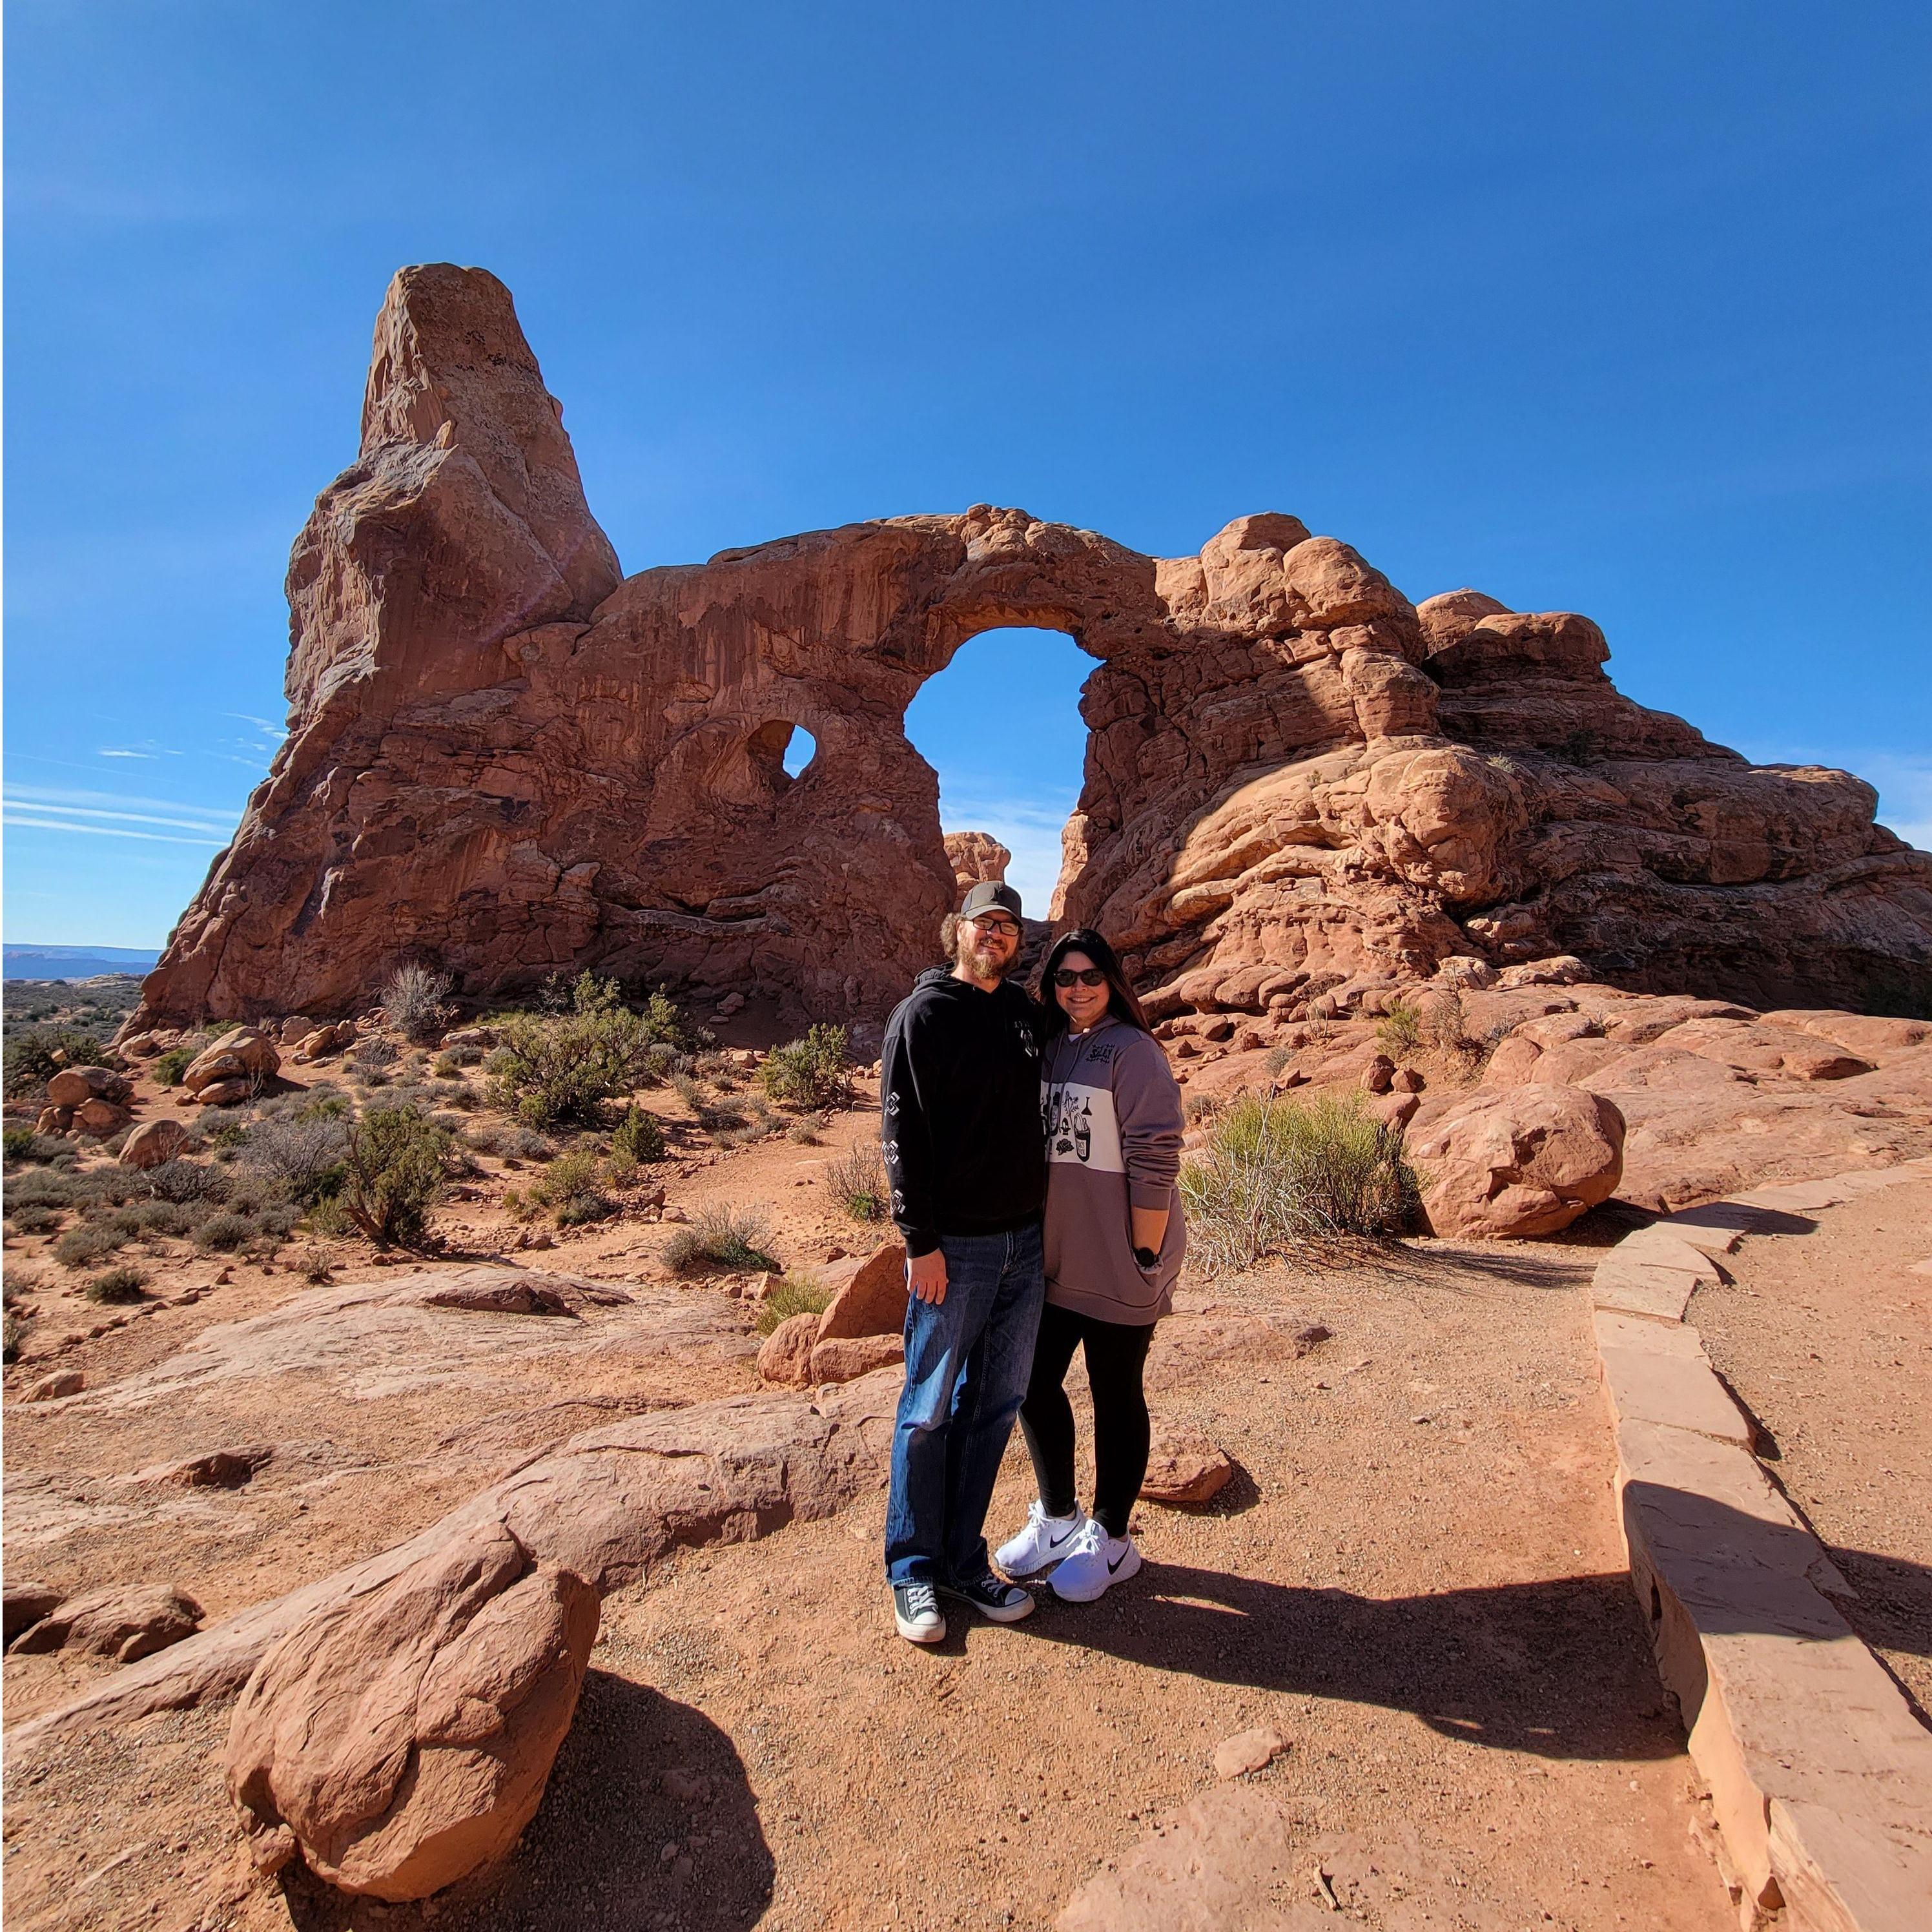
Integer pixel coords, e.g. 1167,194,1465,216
1053,967,1106,989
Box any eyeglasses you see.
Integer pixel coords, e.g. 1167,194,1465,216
967,915,1020,938
1053,968,1106,989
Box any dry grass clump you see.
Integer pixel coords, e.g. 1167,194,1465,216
1180,1092,1418,1274
662,1206,780,1276
786,1111,827,1145
84,1264,149,1304
754,1273,833,1336
385,963,455,1044
823,1142,889,1222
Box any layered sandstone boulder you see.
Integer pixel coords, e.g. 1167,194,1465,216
225,1523,597,1899
1406,1085,1627,1238
125,264,1932,1038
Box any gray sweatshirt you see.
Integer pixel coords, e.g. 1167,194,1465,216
1040,1017,1187,1324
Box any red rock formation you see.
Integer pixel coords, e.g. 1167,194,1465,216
127,264,1932,1036
943,830,1011,891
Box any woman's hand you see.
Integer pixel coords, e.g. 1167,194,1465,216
1130,1205,1169,1260
907,1246,948,1305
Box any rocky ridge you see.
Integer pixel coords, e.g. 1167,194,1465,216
125,263,1931,1039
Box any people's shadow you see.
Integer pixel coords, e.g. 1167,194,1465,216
280,1671,772,1932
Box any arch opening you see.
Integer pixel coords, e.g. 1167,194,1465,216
903,625,1091,921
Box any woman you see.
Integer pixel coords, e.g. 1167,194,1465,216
995,929,1186,1602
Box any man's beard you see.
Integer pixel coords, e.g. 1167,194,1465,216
954,931,1015,980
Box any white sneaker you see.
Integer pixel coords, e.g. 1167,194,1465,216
1049,1519,1141,1603
995,1501,1089,1577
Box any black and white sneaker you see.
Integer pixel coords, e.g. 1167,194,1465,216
892,1580,947,1645
1048,1520,1141,1603
937,1574,1036,1624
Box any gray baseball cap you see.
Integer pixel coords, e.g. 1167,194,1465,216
960,880,1023,921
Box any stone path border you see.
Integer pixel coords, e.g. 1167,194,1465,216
1590,1158,1932,1932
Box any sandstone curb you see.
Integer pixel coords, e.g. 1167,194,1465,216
1591,1158,1932,1931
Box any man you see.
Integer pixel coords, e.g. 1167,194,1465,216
880,879,1047,1644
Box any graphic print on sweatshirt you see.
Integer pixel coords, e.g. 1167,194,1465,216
1041,1078,1124,1175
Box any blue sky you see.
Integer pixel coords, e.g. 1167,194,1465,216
5,3,1927,942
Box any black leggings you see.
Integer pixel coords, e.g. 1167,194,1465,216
1018,1302,1155,1540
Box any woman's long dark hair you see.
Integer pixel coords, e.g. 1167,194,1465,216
1038,928,1153,1040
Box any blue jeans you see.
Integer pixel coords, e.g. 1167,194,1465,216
884,1222,1046,1587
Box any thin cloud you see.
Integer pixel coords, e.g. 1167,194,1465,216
3,816,226,848
6,784,240,828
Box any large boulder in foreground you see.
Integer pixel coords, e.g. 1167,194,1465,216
225,1522,597,1900
1407,1084,1625,1238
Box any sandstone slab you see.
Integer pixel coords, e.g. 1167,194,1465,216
8,1584,202,1661
1140,1435,1235,1506
808,1331,904,1384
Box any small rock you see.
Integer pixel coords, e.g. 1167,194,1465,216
1361,1054,1395,1094
1290,1323,1333,1355
757,1311,819,1386
1391,1066,1424,1093
1212,1725,1288,1781
21,1368,85,1403
1140,1435,1234,1506
8,1583,203,1660
3,1581,65,1645
194,1077,254,1107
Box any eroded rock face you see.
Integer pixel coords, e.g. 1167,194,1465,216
944,830,1011,891
126,264,1932,1037
225,1521,597,1899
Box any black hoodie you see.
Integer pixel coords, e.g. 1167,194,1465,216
880,965,1046,1257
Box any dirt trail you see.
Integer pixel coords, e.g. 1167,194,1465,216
0,1236,1736,1932
1690,1174,1932,1725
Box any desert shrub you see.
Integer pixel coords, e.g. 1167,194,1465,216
670,1073,704,1111
3,1127,70,1166
299,1246,336,1283
6,1168,82,1211
786,1111,826,1145
429,1054,460,1078
643,1042,683,1083
7,1204,62,1235
1183,1092,1223,1125
128,1200,194,1237
203,1112,252,1153
240,1113,349,1206
1179,1093,1419,1274
487,973,675,1128
514,1147,614,1226
54,1221,127,1268
152,1045,198,1087
661,1206,781,1276
85,1264,149,1304
754,1274,833,1337
2,1310,21,1364
3,1027,115,1100
141,1159,229,1206
353,1036,400,1073
1375,1000,1424,1060
611,1104,666,1164
194,1212,252,1251
824,1142,889,1222
337,1105,451,1248
5,1124,41,1164
757,1025,854,1111
385,963,455,1045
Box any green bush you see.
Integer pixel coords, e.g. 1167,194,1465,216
336,1105,451,1248
1375,1000,1424,1060
823,1142,889,1222
754,1273,833,1336
54,1221,127,1268
3,1027,116,1100
487,974,679,1128
152,1044,198,1087
85,1264,149,1304
611,1104,666,1164
661,1206,781,1276
1179,1092,1418,1274
757,1025,854,1111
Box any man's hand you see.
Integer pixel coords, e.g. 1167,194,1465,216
907,1246,947,1306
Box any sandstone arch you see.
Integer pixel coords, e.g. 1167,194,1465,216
127,264,1932,1037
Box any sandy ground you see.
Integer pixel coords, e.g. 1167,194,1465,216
3,1228,1734,1931
1689,1174,1932,1726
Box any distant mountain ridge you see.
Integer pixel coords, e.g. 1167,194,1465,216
5,945,160,982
